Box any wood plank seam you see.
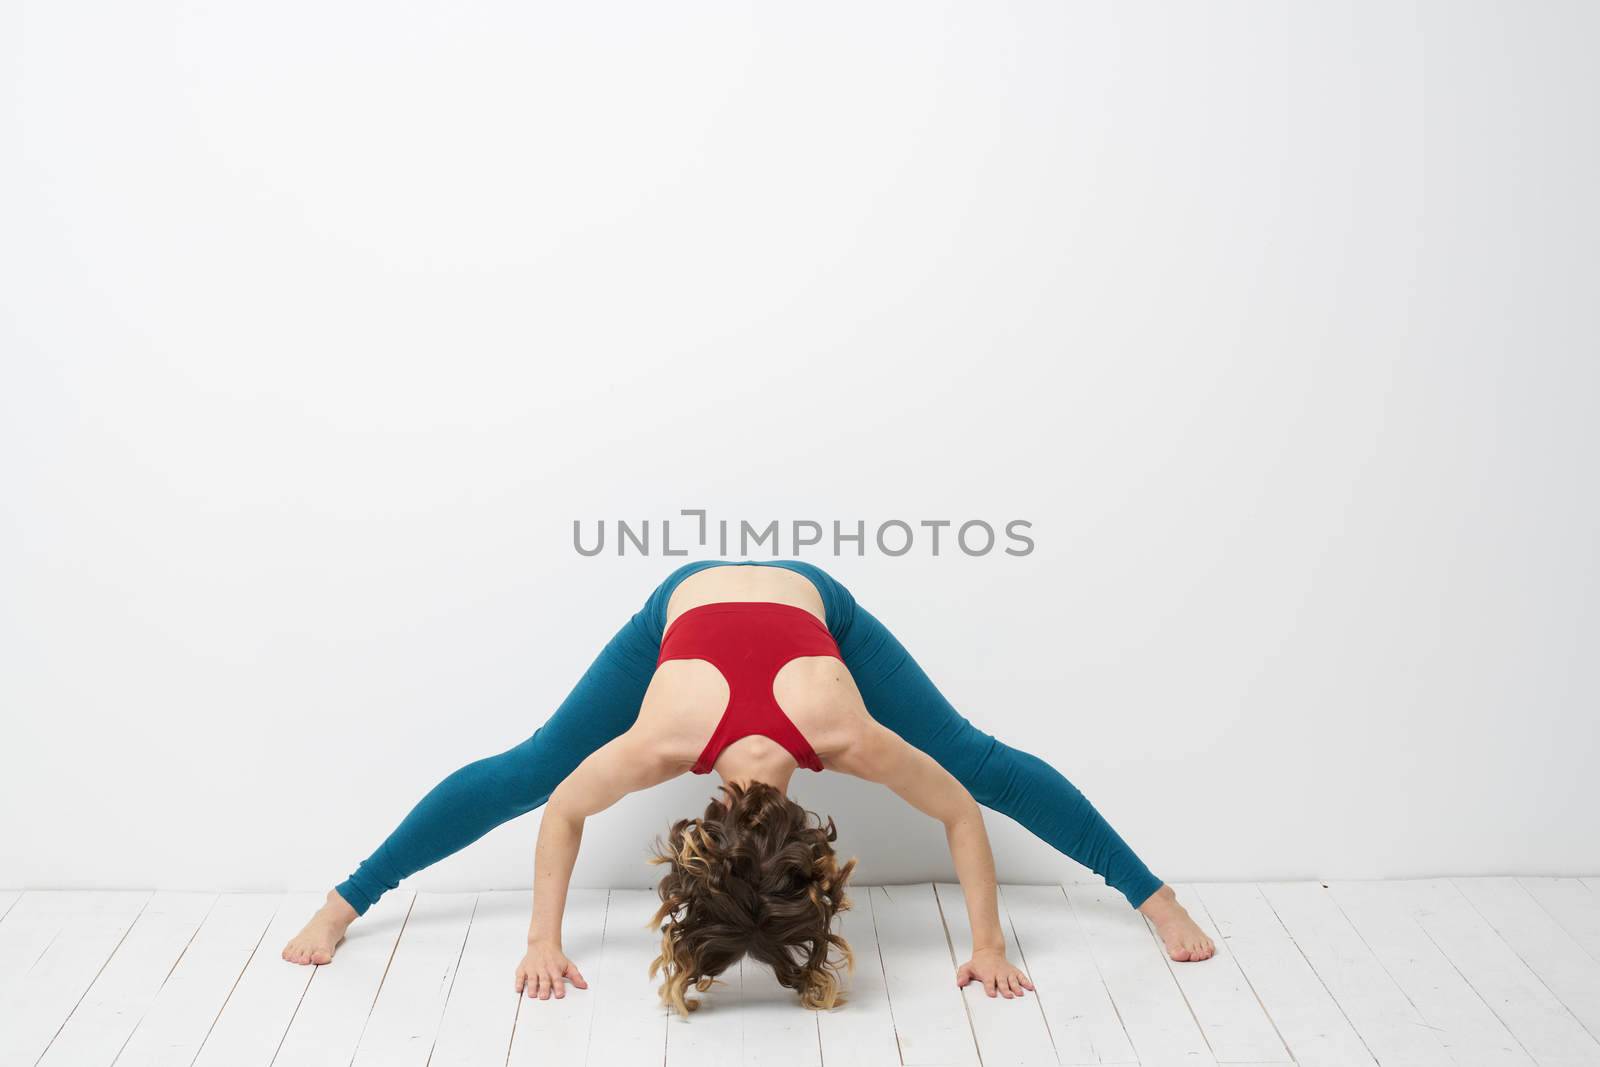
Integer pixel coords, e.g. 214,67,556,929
1519,878,1600,967
544,888,608,1067
1449,879,1600,1046
267,917,327,1065
1163,888,1296,1065
1404,890,1545,1065
863,886,908,1066
108,893,223,1065
348,892,419,1059
1138,912,1219,1062
927,881,984,1063
1319,884,1463,1063
1256,883,1383,1066
36,891,155,1064
185,894,287,1067
187,895,288,1067
993,888,1063,1063
1057,883,1138,1059
421,892,481,1067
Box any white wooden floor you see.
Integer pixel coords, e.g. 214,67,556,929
3,879,1600,1066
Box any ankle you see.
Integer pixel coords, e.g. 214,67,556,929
323,889,359,922
1137,884,1178,916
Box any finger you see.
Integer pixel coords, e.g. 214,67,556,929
566,964,589,990
554,975,566,999
955,963,973,987
537,973,552,1000
1020,972,1036,991
515,970,526,995
1009,973,1025,997
984,975,997,998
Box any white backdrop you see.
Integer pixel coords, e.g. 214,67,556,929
3,1,1597,898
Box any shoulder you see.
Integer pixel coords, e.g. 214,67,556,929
549,726,691,816
817,713,906,782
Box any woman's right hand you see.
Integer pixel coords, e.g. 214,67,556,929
515,939,589,999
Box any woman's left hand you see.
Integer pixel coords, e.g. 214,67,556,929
956,948,1035,998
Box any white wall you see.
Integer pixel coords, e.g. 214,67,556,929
3,1,1597,898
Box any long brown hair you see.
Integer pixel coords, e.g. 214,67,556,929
646,780,858,1016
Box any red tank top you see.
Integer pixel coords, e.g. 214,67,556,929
656,601,842,774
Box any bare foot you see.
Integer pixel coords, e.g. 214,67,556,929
282,889,358,966
1138,885,1216,962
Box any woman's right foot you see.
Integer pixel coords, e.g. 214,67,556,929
1138,884,1216,962
282,889,359,965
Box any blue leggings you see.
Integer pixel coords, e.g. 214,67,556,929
335,560,1163,914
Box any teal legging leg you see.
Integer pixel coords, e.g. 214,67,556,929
830,598,1163,909
333,613,659,915
335,560,1162,915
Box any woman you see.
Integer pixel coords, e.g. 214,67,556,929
283,560,1214,1012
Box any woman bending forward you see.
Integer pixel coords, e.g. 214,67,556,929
283,560,1213,1012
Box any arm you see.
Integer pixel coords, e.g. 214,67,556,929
831,720,1036,999
516,728,681,1000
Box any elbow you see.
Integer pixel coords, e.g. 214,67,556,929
544,789,585,828
943,794,983,833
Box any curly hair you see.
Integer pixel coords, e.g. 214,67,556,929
646,780,858,1016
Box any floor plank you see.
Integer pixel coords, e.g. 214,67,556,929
352,891,476,1067
271,890,414,1066
1156,884,1292,1065
427,890,525,1067
1456,877,1600,1043
934,882,1057,1066
115,892,282,1067
0,892,66,992
1329,880,1530,1066
1397,880,1600,1067
1522,879,1600,963
1192,883,1374,1067
39,891,215,1066
1001,884,1135,1066
583,888,668,1066
190,891,325,1066
0,890,151,1066
871,883,979,1065
814,888,903,1067
663,932,745,1067
1260,881,1451,1066
508,888,609,1066
1062,882,1213,1066
10,881,1600,1067
737,955,823,1065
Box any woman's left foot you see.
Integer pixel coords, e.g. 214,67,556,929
282,889,358,966
1138,885,1216,962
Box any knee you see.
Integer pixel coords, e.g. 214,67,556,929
962,738,1080,813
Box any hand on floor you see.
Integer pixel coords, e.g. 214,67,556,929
956,948,1034,999
516,939,589,999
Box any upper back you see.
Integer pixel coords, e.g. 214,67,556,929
663,563,828,633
